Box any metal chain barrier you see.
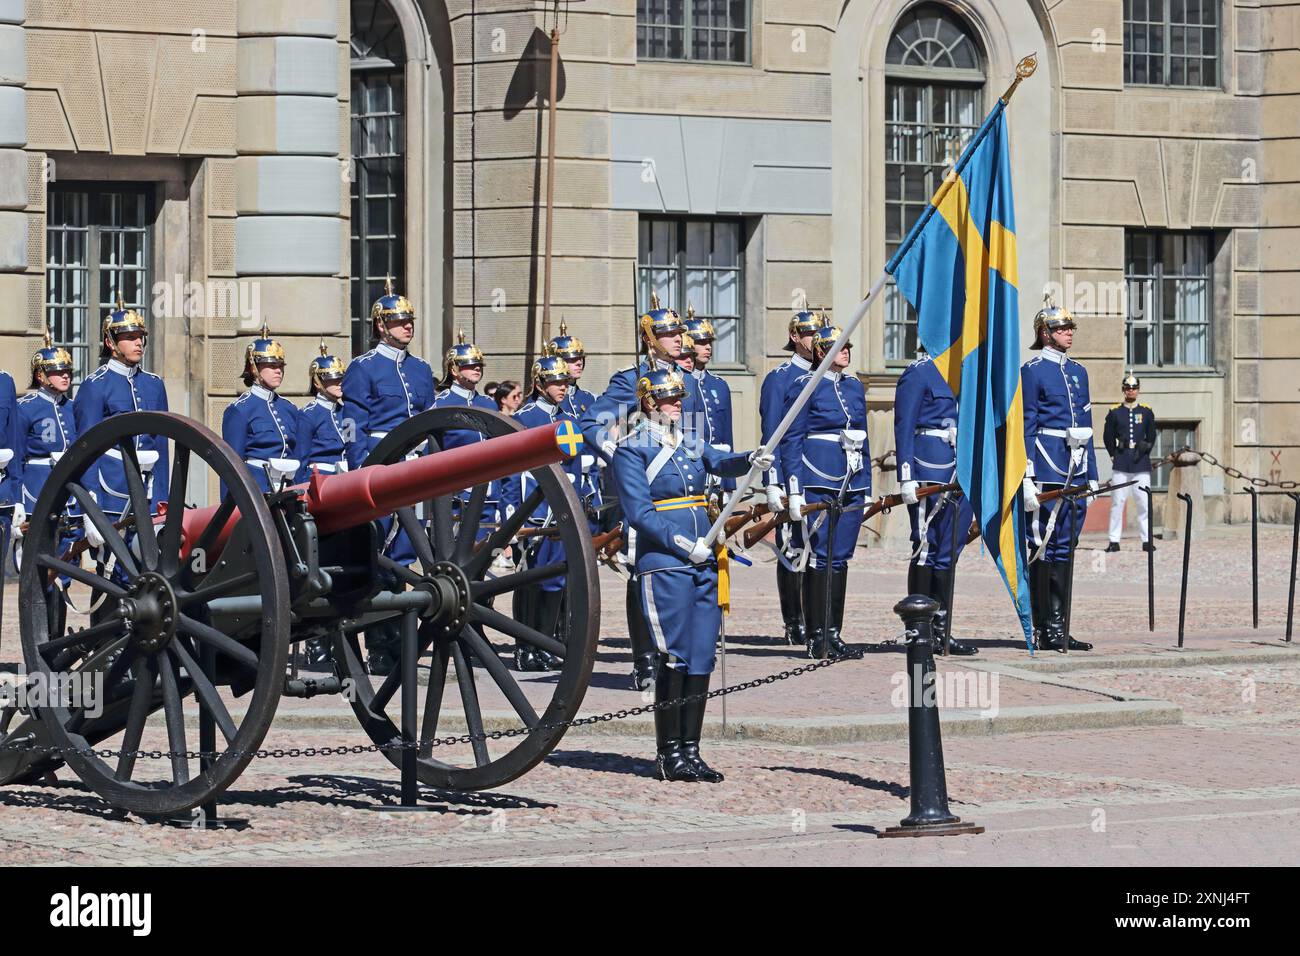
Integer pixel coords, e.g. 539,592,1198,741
1166,447,1299,490
0,639,906,763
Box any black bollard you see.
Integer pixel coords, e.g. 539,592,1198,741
1247,487,1259,630
1287,494,1300,644
1177,492,1193,648
878,594,984,838
1145,485,1155,633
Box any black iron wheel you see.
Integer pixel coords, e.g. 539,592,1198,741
18,412,290,818
343,406,599,791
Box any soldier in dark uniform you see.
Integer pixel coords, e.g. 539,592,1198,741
611,367,771,781
759,310,827,648
222,326,301,495
580,296,705,690
893,345,978,655
1021,295,1095,653
1104,372,1157,552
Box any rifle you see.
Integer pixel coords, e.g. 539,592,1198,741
742,483,959,549
860,482,960,521
962,478,1140,546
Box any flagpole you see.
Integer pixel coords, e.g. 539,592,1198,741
701,52,1038,550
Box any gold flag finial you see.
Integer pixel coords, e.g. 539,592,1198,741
1000,53,1038,104
650,291,660,310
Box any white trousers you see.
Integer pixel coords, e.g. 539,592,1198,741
1108,470,1151,543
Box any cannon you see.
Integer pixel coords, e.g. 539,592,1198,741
0,406,599,818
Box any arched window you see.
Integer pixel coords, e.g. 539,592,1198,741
883,4,985,362
350,0,407,356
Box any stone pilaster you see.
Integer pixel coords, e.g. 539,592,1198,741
0,0,27,379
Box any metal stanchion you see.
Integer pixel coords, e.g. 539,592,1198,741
878,594,983,838
1177,492,1193,648
1145,485,1155,633
1287,493,1300,644
1247,486,1259,630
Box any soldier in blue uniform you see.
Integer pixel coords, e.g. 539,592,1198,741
295,343,349,482
893,346,978,656
432,330,504,540
580,296,704,690
613,367,771,782
74,295,171,545
0,355,20,647
341,279,436,675
550,320,596,419
221,326,301,494
779,326,869,659
759,310,827,647
683,311,735,506
505,352,582,672
1103,372,1157,552
1021,295,1096,653
18,337,78,555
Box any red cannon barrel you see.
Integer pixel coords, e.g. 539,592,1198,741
173,420,582,557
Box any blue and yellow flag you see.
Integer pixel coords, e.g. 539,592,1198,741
886,100,1033,650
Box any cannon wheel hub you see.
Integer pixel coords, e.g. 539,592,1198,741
123,571,178,653
426,560,471,637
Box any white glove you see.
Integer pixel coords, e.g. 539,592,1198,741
765,485,785,514
748,449,775,473
788,493,806,522
1088,479,1100,494
1022,477,1040,513
600,439,617,460
10,503,25,541
687,538,712,565
82,513,106,549
900,481,919,506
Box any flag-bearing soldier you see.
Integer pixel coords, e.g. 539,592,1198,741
759,309,827,648
893,345,978,656
611,366,771,781
1103,371,1157,553
295,342,349,483
778,325,868,659
580,295,704,690
505,351,584,672
1021,294,1095,653
341,279,436,674
221,325,301,495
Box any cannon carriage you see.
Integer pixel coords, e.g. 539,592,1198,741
0,406,600,818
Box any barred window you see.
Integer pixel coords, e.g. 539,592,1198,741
46,184,152,384
1125,231,1213,368
350,0,406,358
638,218,744,365
637,0,749,64
882,4,984,363
1124,0,1220,88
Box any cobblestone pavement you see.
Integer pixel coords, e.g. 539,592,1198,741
0,526,1296,864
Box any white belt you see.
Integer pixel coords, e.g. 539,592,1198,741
1037,428,1069,439
27,457,55,467
808,434,842,442
369,431,389,439
104,448,158,471
917,428,956,444
311,461,348,474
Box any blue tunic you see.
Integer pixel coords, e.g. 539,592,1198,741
341,343,436,470
612,420,749,673
691,366,736,494
17,389,77,512
1022,347,1097,562
579,358,705,453
0,372,23,512
295,396,349,482
221,385,302,493
505,396,585,592
561,385,596,420
780,370,870,571
893,356,970,572
72,360,170,516
758,355,811,487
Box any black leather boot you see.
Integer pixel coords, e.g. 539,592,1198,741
802,567,830,659
1030,560,1052,650
512,584,547,672
364,620,402,676
533,588,566,671
681,673,723,783
627,579,659,690
826,567,850,656
928,567,978,656
654,661,699,782
1051,561,1093,651
777,563,805,646
1040,562,1067,652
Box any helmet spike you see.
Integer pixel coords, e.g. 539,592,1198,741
115,290,125,311
384,274,395,296
261,320,270,340
42,328,53,349
650,290,660,310
319,338,329,357
456,328,467,345
558,317,568,337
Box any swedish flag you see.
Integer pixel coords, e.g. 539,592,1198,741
886,99,1033,650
